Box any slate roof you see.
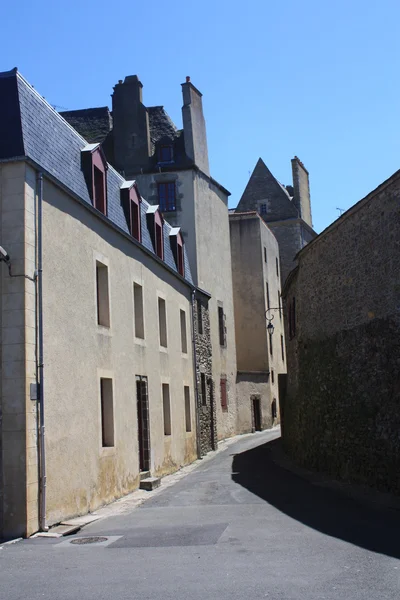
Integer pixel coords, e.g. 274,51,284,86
147,106,180,147
60,103,182,158
237,158,299,222
0,68,193,285
59,107,112,144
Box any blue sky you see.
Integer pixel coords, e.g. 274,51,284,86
2,0,400,232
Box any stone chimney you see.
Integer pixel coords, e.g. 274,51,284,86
291,156,313,228
111,75,151,176
181,76,210,176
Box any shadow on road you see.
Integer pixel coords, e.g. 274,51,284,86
232,437,400,559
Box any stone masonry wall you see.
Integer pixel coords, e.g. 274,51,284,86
282,171,400,495
193,295,217,455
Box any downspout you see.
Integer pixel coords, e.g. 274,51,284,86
191,289,202,459
37,172,48,531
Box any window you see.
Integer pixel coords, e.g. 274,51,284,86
180,309,188,353
162,383,171,435
220,377,228,410
289,297,296,339
264,247,267,263
147,207,164,259
271,398,277,421
170,229,184,276
184,386,191,432
100,378,114,447
197,300,203,335
133,283,144,339
278,291,282,320
96,262,110,327
271,369,274,384
156,222,163,259
218,306,226,347
120,182,141,241
281,335,285,362
266,282,270,310
81,144,108,216
200,373,207,406
158,182,176,212
158,297,167,347
158,145,173,163
94,167,106,214
260,203,267,214
276,257,279,277
177,242,184,276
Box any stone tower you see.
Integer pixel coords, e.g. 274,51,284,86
236,157,316,284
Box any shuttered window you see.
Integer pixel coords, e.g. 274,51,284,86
220,377,228,410
218,306,226,347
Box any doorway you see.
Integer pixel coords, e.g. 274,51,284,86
136,376,150,472
252,396,262,432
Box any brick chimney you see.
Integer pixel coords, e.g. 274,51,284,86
181,77,210,176
291,156,313,228
111,75,151,176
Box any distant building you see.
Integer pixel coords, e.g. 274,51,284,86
282,170,400,495
235,157,317,285
230,212,286,431
62,75,238,443
0,68,210,540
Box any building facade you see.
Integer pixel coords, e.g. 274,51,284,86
0,69,211,540
282,170,400,495
235,157,316,285
62,75,238,441
229,212,286,432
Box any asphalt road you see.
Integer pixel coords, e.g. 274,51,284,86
1,429,399,600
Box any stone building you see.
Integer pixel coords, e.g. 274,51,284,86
62,75,238,442
229,212,286,432
235,157,317,285
0,68,212,540
281,170,400,495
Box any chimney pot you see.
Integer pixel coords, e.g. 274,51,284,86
118,80,123,84
186,76,190,83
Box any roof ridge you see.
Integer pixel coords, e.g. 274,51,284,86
61,106,111,114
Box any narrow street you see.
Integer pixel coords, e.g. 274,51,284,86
1,430,399,600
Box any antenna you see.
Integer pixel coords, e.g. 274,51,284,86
52,104,69,111
336,207,345,216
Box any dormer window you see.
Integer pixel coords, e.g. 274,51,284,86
158,145,173,163
81,144,108,216
120,181,141,242
260,203,267,215
146,206,164,260
169,228,185,277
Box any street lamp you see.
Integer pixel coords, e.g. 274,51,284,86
265,307,282,336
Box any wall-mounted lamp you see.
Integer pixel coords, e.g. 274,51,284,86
265,307,282,336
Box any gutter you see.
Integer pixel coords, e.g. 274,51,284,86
37,172,48,532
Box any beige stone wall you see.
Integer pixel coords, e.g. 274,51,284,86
40,177,197,526
0,162,39,539
230,214,286,431
194,173,237,440
135,169,239,441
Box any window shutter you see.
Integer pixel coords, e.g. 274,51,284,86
220,378,227,410
121,190,130,232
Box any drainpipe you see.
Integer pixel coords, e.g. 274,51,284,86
37,172,48,531
191,289,202,459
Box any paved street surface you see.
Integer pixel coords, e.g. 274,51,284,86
1,430,400,599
